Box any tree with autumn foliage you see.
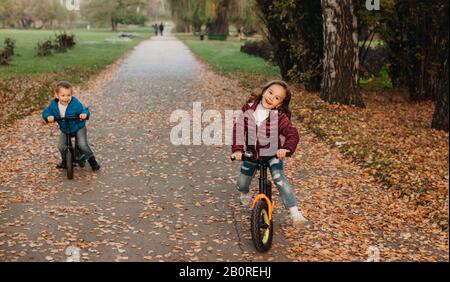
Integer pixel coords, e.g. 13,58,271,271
0,0,68,28
255,0,323,91
168,0,259,34
82,0,148,31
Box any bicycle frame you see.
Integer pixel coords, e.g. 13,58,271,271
65,131,77,158
55,117,84,163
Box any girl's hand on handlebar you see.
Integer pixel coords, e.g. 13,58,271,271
231,151,243,161
80,114,87,120
47,116,55,123
277,149,289,160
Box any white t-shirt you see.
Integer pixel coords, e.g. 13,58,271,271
58,102,68,118
253,102,270,127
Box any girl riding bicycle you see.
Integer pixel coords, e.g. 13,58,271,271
42,81,100,171
231,80,307,227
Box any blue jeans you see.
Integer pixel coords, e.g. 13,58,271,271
58,127,94,161
236,157,298,209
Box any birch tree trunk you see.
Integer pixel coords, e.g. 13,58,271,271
320,0,365,108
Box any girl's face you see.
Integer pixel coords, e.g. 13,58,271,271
56,87,72,106
261,84,286,109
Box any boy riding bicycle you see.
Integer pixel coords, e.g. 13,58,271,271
42,81,100,171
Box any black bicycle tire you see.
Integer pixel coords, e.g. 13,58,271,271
251,200,273,252
66,149,74,180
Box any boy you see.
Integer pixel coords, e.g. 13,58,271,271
42,81,100,171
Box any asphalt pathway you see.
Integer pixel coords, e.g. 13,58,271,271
0,31,294,262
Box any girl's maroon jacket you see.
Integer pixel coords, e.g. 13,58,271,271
231,101,299,158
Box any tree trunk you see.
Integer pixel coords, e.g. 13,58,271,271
430,1,448,131
320,0,365,108
432,55,449,132
20,18,33,29
111,17,118,32
209,0,231,34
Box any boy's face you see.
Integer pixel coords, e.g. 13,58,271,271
261,84,286,109
56,87,72,106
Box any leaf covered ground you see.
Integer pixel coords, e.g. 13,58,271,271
0,35,448,261
227,72,449,233
211,70,449,261
292,90,449,232
0,67,94,125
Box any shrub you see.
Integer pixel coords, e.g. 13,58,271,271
256,0,324,91
381,0,448,101
53,31,76,53
36,32,76,56
0,38,16,65
240,40,273,61
36,39,55,57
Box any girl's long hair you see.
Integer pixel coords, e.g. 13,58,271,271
247,80,293,119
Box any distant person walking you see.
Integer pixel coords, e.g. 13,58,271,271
238,26,245,41
159,22,165,36
153,24,159,36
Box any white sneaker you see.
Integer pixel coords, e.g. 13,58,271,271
239,192,252,206
292,214,307,227
290,207,307,228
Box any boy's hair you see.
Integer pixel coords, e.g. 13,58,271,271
247,80,293,119
55,81,73,95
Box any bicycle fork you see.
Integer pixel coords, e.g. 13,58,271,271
65,132,74,158
251,164,275,223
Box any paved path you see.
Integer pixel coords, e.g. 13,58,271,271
0,32,293,262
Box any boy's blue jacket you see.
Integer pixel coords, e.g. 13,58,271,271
42,96,90,133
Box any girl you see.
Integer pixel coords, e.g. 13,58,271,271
231,80,307,227
42,81,100,171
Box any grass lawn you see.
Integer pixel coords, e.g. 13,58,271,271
0,27,151,125
178,33,392,91
0,27,151,78
176,33,281,77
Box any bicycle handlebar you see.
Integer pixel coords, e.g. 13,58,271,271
230,150,292,162
54,116,83,121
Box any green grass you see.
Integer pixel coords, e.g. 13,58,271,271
178,33,391,90
360,65,393,91
0,27,151,125
176,34,280,77
0,27,151,78
359,39,386,49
